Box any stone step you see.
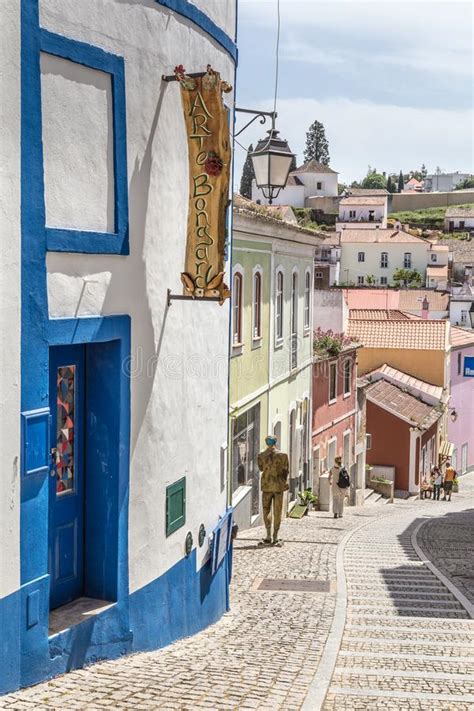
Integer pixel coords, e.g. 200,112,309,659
345,620,474,633
324,688,474,707
350,597,462,608
330,670,473,696
341,638,474,656
348,591,455,601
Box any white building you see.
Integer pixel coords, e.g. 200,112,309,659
444,206,474,232
252,159,338,207
1,0,236,694
450,284,474,329
424,172,471,192
337,196,388,230
339,229,430,286
314,235,341,287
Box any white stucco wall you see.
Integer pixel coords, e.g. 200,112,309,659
301,172,338,197
251,182,305,207
40,54,115,232
450,299,474,328
42,0,235,591
313,289,347,333
0,0,21,599
338,205,386,224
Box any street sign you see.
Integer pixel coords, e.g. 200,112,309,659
464,355,474,377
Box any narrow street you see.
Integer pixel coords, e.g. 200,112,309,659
2,478,473,711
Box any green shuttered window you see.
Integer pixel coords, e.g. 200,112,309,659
166,477,186,536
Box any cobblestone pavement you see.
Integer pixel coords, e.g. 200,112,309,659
2,477,473,710
322,473,474,711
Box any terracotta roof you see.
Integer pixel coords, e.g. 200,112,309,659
427,265,448,278
398,290,449,311
345,289,400,310
451,327,474,349
366,363,444,403
429,244,449,252
346,188,389,196
350,309,410,320
445,206,474,218
366,379,442,429
347,318,448,350
405,178,422,186
292,159,338,175
339,196,387,206
339,229,426,244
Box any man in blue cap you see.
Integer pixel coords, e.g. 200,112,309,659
257,435,289,545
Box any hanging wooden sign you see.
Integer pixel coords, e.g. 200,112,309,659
175,64,232,303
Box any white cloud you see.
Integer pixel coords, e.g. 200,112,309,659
233,96,474,185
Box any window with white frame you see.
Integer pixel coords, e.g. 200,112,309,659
329,361,337,402
290,271,298,369
357,276,364,285
461,310,467,324
315,270,323,279
404,252,412,268
253,269,262,340
431,253,437,262
317,181,322,190
304,270,311,331
232,270,243,345
358,252,365,262
380,276,388,285
366,433,372,450
275,268,284,342
343,359,351,395
380,252,388,268
349,210,356,219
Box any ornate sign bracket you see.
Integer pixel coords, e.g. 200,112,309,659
166,289,221,307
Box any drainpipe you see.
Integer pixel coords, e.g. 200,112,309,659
409,427,420,494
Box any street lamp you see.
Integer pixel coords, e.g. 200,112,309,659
250,125,295,204
449,408,458,423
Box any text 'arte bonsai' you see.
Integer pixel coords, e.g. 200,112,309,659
175,64,232,303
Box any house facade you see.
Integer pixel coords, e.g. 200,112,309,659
252,159,338,206
230,202,322,529
450,286,474,329
339,229,430,286
444,206,474,232
337,196,388,229
424,172,471,192
449,328,474,474
1,0,237,694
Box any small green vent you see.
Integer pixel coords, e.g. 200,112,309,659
166,477,186,536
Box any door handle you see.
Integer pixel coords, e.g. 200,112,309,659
50,447,58,477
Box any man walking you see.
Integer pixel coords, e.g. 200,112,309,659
257,435,289,545
330,456,350,519
443,460,456,501
432,467,442,501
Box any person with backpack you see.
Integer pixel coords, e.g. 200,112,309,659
330,456,350,519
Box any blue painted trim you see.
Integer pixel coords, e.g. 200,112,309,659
21,408,50,478
0,589,21,694
39,30,129,254
155,0,237,62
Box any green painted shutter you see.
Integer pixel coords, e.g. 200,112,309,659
166,477,186,536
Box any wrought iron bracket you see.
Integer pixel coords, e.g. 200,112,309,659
162,71,207,82
167,289,221,306
234,107,277,137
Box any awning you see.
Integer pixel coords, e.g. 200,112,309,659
439,441,454,458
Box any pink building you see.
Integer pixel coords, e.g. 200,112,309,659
449,328,474,474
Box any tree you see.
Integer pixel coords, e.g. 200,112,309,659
421,163,428,179
303,120,330,165
393,268,422,287
454,175,474,190
398,170,404,193
239,144,255,199
361,172,387,189
386,176,395,193
290,154,297,172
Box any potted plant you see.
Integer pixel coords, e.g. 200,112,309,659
298,488,318,513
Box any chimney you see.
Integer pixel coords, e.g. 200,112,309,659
422,296,429,319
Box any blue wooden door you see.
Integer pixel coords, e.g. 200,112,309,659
49,344,85,609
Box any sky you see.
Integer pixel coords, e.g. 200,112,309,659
234,0,474,186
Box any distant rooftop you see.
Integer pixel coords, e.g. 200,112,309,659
451,327,474,349
339,229,426,244
345,188,389,197
347,318,448,351
339,196,387,206
445,205,474,218
292,159,338,175
366,363,444,403
350,309,410,321
366,379,442,429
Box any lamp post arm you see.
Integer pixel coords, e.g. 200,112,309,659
234,107,277,137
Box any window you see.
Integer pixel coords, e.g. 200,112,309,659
232,271,243,345
349,210,356,219
253,270,262,340
327,439,337,469
404,252,412,268
368,210,375,222
380,252,388,268
291,272,298,369
304,270,311,331
315,270,323,279
166,478,186,536
460,221,465,229
458,352,462,374
357,276,364,285
461,443,468,473
276,269,284,342
232,404,260,515
329,362,337,402
317,181,322,190
366,433,372,450
358,252,365,262
431,253,438,263
461,310,467,324
380,276,388,285
343,359,351,395
452,448,457,470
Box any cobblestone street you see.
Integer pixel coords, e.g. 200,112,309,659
2,476,473,711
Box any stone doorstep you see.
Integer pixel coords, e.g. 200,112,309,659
327,687,474,704
348,591,456,599
345,622,474,633
342,636,474,647
333,667,474,681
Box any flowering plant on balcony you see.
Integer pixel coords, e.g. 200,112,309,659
313,327,353,357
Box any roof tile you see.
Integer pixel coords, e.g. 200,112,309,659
347,318,448,350
339,229,426,244
367,379,442,428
